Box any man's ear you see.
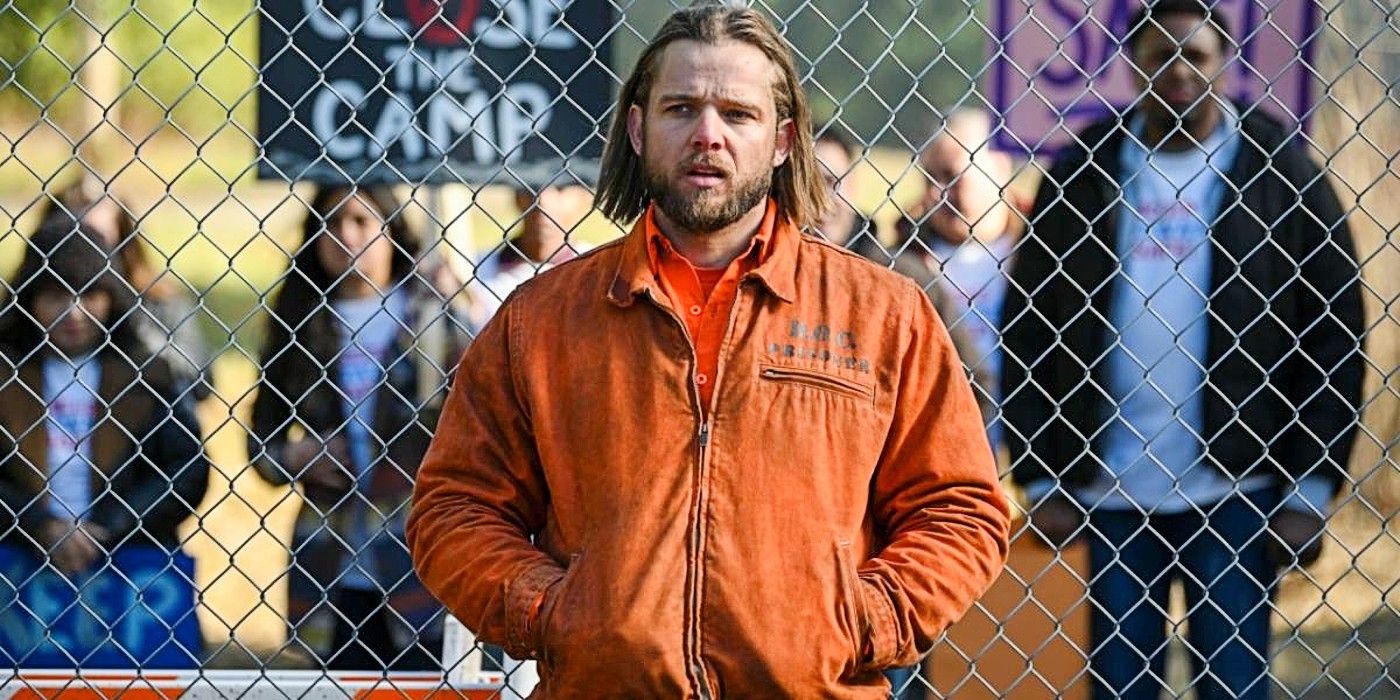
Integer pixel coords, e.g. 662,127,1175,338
627,105,644,156
772,118,794,167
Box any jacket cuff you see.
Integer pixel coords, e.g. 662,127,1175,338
503,560,566,660
859,577,900,670
1281,476,1334,517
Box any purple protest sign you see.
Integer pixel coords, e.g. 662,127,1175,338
987,0,1319,155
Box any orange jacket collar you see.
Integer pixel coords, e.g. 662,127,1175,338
607,199,799,307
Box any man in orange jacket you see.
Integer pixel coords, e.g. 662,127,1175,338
406,5,1009,697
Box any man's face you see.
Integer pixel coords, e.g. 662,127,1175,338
627,39,793,234
814,139,857,239
918,137,1004,245
515,185,591,253
1131,13,1228,133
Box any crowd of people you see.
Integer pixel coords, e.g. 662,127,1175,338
0,1,1364,698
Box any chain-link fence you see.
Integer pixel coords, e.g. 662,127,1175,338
1,0,1396,698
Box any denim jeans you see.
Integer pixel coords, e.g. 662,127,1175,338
884,665,918,698
1086,489,1277,700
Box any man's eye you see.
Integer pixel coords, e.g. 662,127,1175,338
726,110,753,121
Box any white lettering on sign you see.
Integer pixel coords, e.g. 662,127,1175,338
263,0,599,180
311,78,368,160
303,0,353,40
302,0,410,40
475,0,577,49
497,82,553,157
361,0,409,39
384,46,478,93
428,90,493,162
370,93,424,161
304,48,555,165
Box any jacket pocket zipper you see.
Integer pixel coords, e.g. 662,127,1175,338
760,365,875,403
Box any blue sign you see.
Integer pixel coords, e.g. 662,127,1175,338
0,545,201,668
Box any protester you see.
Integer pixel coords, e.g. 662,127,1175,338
0,220,209,664
814,123,998,432
38,176,213,401
248,185,467,670
408,5,1009,696
897,108,1020,447
1001,2,1363,698
464,183,593,331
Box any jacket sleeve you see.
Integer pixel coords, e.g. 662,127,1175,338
1000,163,1074,492
89,382,210,543
1282,154,1364,496
859,281,1011,670
0,448,50,552
247,341,300,487
406,298,564,661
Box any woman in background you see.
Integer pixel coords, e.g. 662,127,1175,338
0,220,209,665
249,185,467,670
38,176,213,401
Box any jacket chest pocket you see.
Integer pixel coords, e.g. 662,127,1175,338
758,364,875,404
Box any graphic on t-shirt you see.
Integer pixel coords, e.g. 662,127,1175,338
43,360,100,518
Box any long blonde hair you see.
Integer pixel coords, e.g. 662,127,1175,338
595,3,827,229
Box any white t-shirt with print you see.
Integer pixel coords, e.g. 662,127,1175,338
331,291,408,590
43,356,101,519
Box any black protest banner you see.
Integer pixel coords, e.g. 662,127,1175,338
258,0,613,186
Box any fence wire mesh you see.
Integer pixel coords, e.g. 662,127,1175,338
0,0,1396,698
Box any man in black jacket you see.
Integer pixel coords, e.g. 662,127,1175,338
1000,2,1363,699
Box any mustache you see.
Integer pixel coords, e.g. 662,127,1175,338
679,156,732,177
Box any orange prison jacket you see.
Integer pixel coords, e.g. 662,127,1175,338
407,201,1010,698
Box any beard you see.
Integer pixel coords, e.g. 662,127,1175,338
644,155,773,234
1145,89,1214,144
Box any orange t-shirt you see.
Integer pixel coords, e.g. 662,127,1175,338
645,202,777,413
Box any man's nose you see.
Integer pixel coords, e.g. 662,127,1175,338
1164,55,1195,81
61,299,90,322
690,107,725,151
337,225,368,251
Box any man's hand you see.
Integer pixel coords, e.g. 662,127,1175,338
1269,510,1325,570
285,435,355,506
39,519,107,576
1028,496,1083,549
